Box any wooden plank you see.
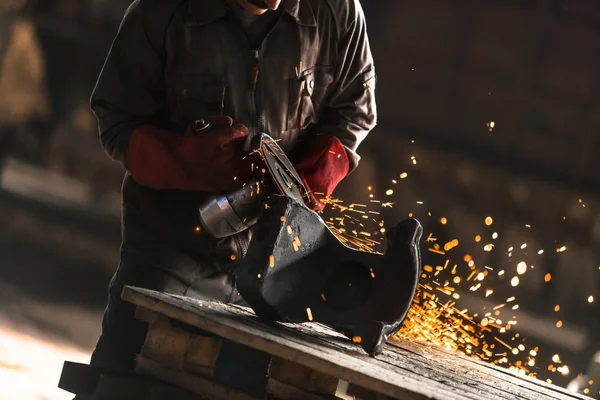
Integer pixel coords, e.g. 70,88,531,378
347,383,396,400
388,339,589,400
334,380,355,400
269,356,339,396
184,334,222,376
135,305,160,324
59,361,101,396
375,348,527,400
140,315,193,370
124,287,587,400
262,308,589,400
136,356,261,400
59,361,203,400
120,287,494,400
285,320,513,400
137,306,223,377
139,310,271,396
281,324,580,400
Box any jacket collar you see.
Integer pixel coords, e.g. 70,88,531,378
187,0,316,27
281,0,317,27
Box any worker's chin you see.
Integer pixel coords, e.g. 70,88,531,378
241,0,269,14
242,0,281,14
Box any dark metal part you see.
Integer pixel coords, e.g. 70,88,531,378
237,195,423,356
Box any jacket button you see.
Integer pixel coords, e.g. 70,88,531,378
309,80,315,89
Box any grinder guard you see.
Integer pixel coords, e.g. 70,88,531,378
237,195,423,356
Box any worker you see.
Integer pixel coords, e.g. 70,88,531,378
88,0,376,372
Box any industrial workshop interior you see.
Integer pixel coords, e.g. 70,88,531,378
0,0,599,399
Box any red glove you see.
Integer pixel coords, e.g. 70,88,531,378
127,116,250,193
294,135,349,211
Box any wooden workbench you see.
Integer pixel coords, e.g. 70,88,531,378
60,286,591,400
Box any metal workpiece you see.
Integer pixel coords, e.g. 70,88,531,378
237,195,423,356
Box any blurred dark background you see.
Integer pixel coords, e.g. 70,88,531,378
0,0,599,398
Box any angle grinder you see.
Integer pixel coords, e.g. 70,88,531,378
198,129,310,238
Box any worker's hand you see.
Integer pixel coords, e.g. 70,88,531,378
293,135,349,211
179,115,251,192
127,116,251,193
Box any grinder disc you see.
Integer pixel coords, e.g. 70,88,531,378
258,134,309,203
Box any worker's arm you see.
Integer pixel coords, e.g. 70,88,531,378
90,0,247,193
294,0,377,209
91,0,165,167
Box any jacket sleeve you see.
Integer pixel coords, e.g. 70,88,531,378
314,0,377,172
90,0,167,167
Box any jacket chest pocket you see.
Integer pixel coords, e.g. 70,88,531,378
286,66,334,132
174,74,226,125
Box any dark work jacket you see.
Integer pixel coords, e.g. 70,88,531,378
90,0,377,300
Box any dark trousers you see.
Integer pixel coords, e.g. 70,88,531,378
90,243,244,372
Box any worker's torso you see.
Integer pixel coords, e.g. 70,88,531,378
163,0,337,150
122,0,340,273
